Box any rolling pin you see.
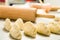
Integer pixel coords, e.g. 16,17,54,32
30,3,51,13
30,3,60,12
51,6,60,11
0,6,55,21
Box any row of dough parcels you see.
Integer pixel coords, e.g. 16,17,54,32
4,18,60,40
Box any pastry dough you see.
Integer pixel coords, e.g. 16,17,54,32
23,21,37,38
54,17,60,21
36,22,50,36
15,18,24,30
4,18,12,32
10,23,22,40
48,22,60,34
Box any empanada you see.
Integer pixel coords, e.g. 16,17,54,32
10,23,22,40
48,22,60,34
54,17,60,21
23,21,37,38
36,22,50,36
4,18,12,32
15,18,24,30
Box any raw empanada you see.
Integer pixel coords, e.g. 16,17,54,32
10,23,22,40
36,22,50,36
4,18,12,32
23,21,37,38
15,18,24,30
48,22,60,34
54,17,60,21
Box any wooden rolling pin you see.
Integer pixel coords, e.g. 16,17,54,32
51,6,60,11
30,3,60,11
0,6,55,21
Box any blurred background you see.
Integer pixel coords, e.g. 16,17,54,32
0,0,44,5
0,0,60,6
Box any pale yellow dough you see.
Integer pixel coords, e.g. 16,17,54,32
10,23,22,40
15,18,24,30
54,17,60,21
4,18,12,32
36,22,50,36
48,22,60,34
23,21,37,38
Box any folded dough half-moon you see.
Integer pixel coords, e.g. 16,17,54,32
10,23,22,40
15,18,24,30
48,22,60,34
23,21,37,38
36,22,50,36
4,18,12,32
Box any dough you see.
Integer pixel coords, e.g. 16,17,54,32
23,21,37,38
48,22,60,34
54,17,60,21
15,18,24,30
4,18,12,32
36,22,50,36
10,23,22,40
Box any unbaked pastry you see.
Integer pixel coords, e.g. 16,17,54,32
15,18,24,30
4,18,12,32
36,22,50,36
48,22,60,34
23,21,37,38
54,17,60,21
10,23,22,40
